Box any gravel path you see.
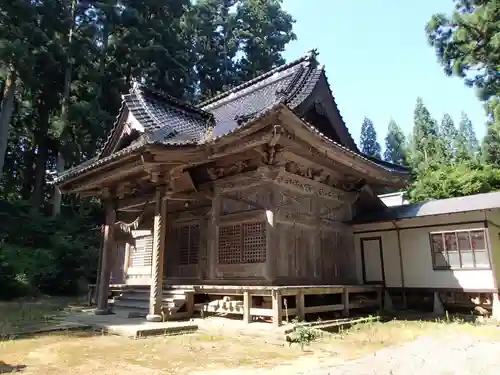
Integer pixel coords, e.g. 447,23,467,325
190,334,500,375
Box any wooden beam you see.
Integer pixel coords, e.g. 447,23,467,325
168,191,213,201
117,190,213,211
117,192,156,211
221,193,264,210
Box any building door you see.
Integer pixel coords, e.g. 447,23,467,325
361,237,385,285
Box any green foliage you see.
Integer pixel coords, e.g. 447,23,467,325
426,0,499,103
360,117,382,159
411,2,500,203
457,112,480,160
0,200,100,300
383,119,407,165
482,98,500,167
0,0,297,298
408,97,443,171
408,162,500,202
440,113,458,161
290,317,321,350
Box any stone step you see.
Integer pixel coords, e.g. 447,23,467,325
118,292,186,302
122,289,193,298
127,287,195,293
113,307,148,318
113,299,180,310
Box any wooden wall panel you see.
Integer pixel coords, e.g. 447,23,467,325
165,219,206,279
272,176,356,284
110,242,126,284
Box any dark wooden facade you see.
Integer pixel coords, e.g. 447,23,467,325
55,51,408,321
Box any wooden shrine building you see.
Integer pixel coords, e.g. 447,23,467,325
54,51,409,325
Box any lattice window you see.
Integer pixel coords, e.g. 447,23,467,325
176,224,200,265
129,235,153,267
218,222,266,264
242,222,266,263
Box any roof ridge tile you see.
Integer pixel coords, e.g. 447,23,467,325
198,49,318,108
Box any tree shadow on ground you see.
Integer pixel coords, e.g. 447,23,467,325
0,361,26,373
0,327,98,342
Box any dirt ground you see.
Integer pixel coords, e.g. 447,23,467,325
2,298,500,375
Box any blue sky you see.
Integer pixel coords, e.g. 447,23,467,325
281,0,488,149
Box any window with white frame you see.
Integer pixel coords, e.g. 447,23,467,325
429,229,490,270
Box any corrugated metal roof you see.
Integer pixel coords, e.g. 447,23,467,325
352,191,500,224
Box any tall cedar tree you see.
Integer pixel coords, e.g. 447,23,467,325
482,98,500,168
0,0,296,213
408,97,442,170
426,0,500,166
360,117,381,159
440,113,457,162
383,119,407,166
457,112,479,160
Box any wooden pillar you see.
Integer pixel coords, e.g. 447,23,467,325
342,287,350,317
265,182,278,283
198,217,209,280
208,188,220,280
295,291,305,321
243,291,252,323
94,230,104,306
186,291,195,318
272,289,282,327
95,198,116,315
146,188,167,322
311,196,321,280
123,243,131,283
492,292,500,320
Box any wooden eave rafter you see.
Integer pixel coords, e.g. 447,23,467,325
295,71,358,152
59,109,282,197
280,107,408,187
58,153,144,194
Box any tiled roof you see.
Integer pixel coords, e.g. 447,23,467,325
351,191,500,224
99,84,214,157
200,51,322,138
55,49,409,185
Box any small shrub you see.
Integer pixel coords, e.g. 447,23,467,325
289,317,321,350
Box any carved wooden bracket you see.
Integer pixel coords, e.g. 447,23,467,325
207,160,250,181
255,125,286,166
100,187,115,200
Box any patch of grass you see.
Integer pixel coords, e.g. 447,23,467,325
0,330,302,375
3,307,500,375
0,296,86,336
